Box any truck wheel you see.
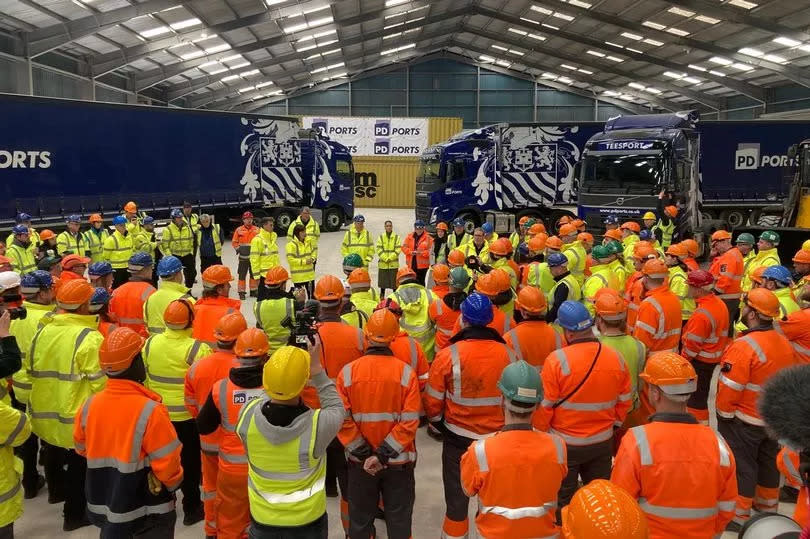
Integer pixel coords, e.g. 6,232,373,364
456,211,479,234
273,209,295,236
719,209,749,229
700,210,716,222
322,207,343,232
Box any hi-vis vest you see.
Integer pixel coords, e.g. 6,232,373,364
652,219,675,249
583,264,620,315
213,378,264,470
551,273,582,303
162,222,193,257
104,230,134,269
376,233,401,270
250,229,280,276
392,284,436,361
668,266,695,320
562,241,588,285
84,228,110,263
237,398,325,527
196,224,223,257
285,237,315,284
256,297,296,354
7,242,36,275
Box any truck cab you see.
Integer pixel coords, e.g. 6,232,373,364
577,112,701,239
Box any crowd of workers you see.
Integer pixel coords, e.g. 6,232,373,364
0,199,808,538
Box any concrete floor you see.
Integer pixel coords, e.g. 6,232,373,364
15,208,795,538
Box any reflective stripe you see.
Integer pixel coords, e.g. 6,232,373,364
550,426,614,446
425,385,444,401
400,364,413,387
202,490,216,501
792,340,810,357
556,399,617,411
783,450,801,482
220,452,248,464
474,440,488,472
166,404,187,413
635,320,657,335
744,382,762,392
132,401,157,461
693,308,719,343
508,329,523,361
201,441,219,454
352,412,420,422
550,434,565,464
556,349,570,376
219,381,234,431
408,337,418,370
719,374,745,391
443,421,493,440
81,395,95,429
149,373,186,384
355,328,364,351
186,340,204,365
29,411,77,424
0,414,26,447
480,503,557,520
633,426,653,466
638,498,720,519
341,364,352,388
448,393,502,407
248,475,325,504
718,500,736,512
148,326,165,334
118,317,144,324
739,335,767,363
735,410,765,426
0,483,20,504
87,501,175,523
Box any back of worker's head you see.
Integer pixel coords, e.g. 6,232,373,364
20,270,54,305
641,258,668,290
594,289,627,333
561,479,648,539
157,256,184,283
201,265,233,298
741,288,780,329
265,266,289,291
99,327,146,383
348,268,372,293
498,360,542,420
556,300,593,343
56,279,94,314
314,275,345,315
460,293,493,328
214,312,247,350
235,328,270,368
640,352,696,408
516,286,547,321
364,309,399,349
128,252,153,279
263,345,310,403
163,298,194,331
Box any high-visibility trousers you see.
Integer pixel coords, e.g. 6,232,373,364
201,451,219,536
215,468,250,539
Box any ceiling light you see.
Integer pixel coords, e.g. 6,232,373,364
739,47,763,57
205,44,231,54
199,60,220,68
728,0,757,8
561,64,576,69
628,82,646,90
207,67,228,75
666,27,689,36
731,62,754,71
664,71,686,78
530,5,552,15
479,55,495,63
180,50,205,60
222,54,243,62
552,12,574,21
238,86,255,93
605,41,624,48
567,0,591,7
520,17,540,25
586,50,605,57
695,15,721,24
709,56,733,65
283,16,334,34
298,43,318,51
385,0,408,6
602,90,619,96
643,38,664,46
773,36,801,47
667,7,695,16
578,68,593,74
265,0,285,6
296,29,337,43
557,76,573,84
646,87,662,94
492,45,508,51
139,26,171,38
541,23,559,30
621,32,643,40
528,33,546,40
241,69,260,76
708,70,726,76
683,76,702,84
221,74,239,82
495,60,512,67
540,72,557,79
764,54,787,63
606,55,623,62
626,47,643,54
230,62,250,69
381,43,416,55
800,45,810,53
170,18,201,30
267,90,283,96
255,81,274,88
508,28,528,36
642,21,666,30
688,64,707,71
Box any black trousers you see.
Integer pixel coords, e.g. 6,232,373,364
0,523,11,539
558,439,613,510
112,268,130,290
442,439,473,524
237,259,256,293
414,268,428,287
179,254,196,289
717,417,780,501
347,460,415,539
200,256,221,273
723,298,740,337
257,277,269,301
11,400,39,493
248,513,327,539
326,438,348,499
172,419,201,513
44,445,87,522
687,360,718,415
100,513,176,539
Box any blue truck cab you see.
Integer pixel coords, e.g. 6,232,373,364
577,111,702,239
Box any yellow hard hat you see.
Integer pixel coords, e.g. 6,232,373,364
263,346,310,400
642,211,656,220
803,239,810,251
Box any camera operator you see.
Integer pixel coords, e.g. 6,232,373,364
0,272,24,379
299,275,365,533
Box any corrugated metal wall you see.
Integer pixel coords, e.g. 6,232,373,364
96,86,128,104
0,57,14,93
32,67,82,99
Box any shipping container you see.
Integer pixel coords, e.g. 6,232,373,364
352,156,420,208
428,117,463,146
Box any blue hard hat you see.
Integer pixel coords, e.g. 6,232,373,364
157,255,183,277
556,300,594,331
66,214,81,223
414,220,425,228
142,216,155,225
11,225,28,235
129,251,153,269
762,265,792,285
170,208,183,219
89,287,110,310
15,213,31,223
88,261,113,277
547,252,569,267
482,222,494,234
353,215,365,223
604,214,619,225
452,218,465,227
112,215,127,226
639,229,653,241
517,242,529,258
461,292,494,326
20,270,53,293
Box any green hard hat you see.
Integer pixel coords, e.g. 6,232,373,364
591,244,612,260
342,253,363,269
524,218,537,228
606,240,624,255
497,360,543,404
735,232,755,245
449,266,471,289
759,230,780,245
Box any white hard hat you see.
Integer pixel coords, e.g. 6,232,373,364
0,272,21,292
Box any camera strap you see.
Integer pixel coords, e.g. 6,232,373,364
552,342,602,409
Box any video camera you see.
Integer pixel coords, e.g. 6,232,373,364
0,294,26,320
281,299,319,350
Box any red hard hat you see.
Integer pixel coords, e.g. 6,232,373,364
375,298,403,318
686,270,714,288
242,211,254,219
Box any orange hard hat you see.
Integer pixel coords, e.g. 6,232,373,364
490,268,511,292
56,279,94,309
348,268,372,285
474,273,499,296
556,215,572,227
234,328,270,358
314,275,344,302
201,264,233,288
265,266,290,286
528,223,546,236
396,266,417,286
88,213,103,224
562,479,648,539
744,287,780,318
124,201,137,213
436,222,449,231
528,234,547,253
364,309,400,345
518,216,531,225
604,228,623,242
750,265,767,285
664,205,679,218
594,289,627,320
711,230,732,242
214,312,248,342
571,219,586,231
61,254,90,270
489,237,513,256
681,239,699,257
632,242,657,260
793,249,810,264
163,298,194,330
642,258,669,278
546,236,563,250
515,286,547,314
39,229,55,241
577,232,594,246
448,249,466,266
432,264,450,284
559,223,577,237
620,221,641,233
639,351,697,395
665,242,688,258
99,327,145,374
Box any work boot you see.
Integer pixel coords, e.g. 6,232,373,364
239,292,246,300
183,504,205,526
780,485,799,503
427,424,444,442
63,514,91,531
24,475,45,499
250,290,258,298
725,521,742,533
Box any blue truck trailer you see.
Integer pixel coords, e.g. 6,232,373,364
0,94,354,234
417,117,810,233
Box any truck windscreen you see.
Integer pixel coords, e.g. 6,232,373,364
419,158,440,180
581,155,663,191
